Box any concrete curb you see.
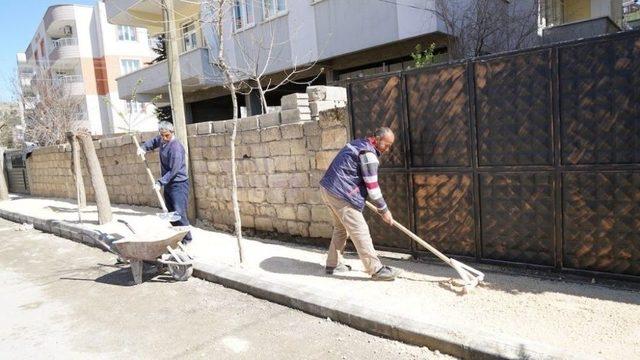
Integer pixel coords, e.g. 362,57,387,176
0,208,582,360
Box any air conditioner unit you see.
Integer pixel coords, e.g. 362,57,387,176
63,25,73,36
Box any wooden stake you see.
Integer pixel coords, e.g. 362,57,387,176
76,131,112,224
66,132,86,212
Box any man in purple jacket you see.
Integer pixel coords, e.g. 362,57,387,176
137,121,192,244
319,127,401,281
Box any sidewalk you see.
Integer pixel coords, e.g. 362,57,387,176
1,195,638,360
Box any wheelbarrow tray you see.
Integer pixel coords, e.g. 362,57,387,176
112,226,190,261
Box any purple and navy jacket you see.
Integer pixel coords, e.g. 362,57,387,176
141,135,188,185
320,138,388,213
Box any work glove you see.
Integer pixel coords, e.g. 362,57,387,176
153,181,162,191
136,147,146,157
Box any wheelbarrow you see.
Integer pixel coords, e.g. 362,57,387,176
95,219,194,285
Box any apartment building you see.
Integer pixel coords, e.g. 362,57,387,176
104,0,453,123
539,0,624,43
18,1,160,136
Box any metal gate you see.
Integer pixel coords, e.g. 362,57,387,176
5,150,30,194
342,30,640,279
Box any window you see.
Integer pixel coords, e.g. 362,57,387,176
118,26,137,41
120,59,140,75
263,0,286,19
126,101,144,114
233,0,255,31
182,22,198,51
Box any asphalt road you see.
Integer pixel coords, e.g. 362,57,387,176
0,217,452,359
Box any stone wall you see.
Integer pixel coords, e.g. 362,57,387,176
26,86,350,240
28,131,162,207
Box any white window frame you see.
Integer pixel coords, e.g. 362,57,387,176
118,25,138,41
182,21,199,52
120,59,141,75
233,0,256,32
262,0,287,21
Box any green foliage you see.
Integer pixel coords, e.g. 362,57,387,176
411,43,437,68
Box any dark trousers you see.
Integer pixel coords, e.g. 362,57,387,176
163,180,192,241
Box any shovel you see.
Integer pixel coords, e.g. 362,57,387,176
366,202,484,293
131,135,181,222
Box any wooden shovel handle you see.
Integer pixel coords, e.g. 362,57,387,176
132,135,168,213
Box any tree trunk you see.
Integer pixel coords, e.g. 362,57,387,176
66,132,86,209
259,87,268,115
228,81,244,263
0,148,9,201
76,132,112,224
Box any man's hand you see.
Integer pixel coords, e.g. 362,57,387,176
136,147,146,158
153,182,161,191
382,210,394,225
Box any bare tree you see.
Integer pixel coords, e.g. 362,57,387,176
434,0,540,60
204,0,245,263
13,68,86,147
0,103,21,148
230,19,323,114
103,79,161,134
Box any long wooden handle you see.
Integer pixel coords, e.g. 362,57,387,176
365,201,453,266
132,135,168,212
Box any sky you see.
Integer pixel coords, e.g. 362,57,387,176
0,0,97,103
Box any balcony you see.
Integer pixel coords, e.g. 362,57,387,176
44,5,77,37
55,75,84,96
116,47,222,101
542,17,621,44
48,37,80,66
105,0,200,34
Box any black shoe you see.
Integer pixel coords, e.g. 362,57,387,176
371,266,401,281
325,263,352,274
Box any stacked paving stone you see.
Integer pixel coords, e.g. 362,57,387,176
28,86,350,240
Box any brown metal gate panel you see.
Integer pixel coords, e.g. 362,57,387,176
350,75,406,168
413,173,475,257
480,173,555,266
363,174,412,251
563,172,640,276
475,50,553,166
343,30,640,279
406,65,470,167
559,36,640,165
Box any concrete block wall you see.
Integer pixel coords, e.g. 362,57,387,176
26,86,350,240
27,131,161,207
187,86,349,238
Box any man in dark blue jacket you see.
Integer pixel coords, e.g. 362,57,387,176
137,121,192,244
319,127,400,281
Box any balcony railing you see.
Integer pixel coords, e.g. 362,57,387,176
52,37,78,49
56,74,83,83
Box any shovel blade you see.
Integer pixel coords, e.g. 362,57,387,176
157,212,181,222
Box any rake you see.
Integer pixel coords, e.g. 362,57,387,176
366,202,485,293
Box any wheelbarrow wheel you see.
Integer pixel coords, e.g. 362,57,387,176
168,263,193,281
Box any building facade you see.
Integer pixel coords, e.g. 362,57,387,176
105,0,452,122
539,0,624,43
105,0,625,124
17,1,160,136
